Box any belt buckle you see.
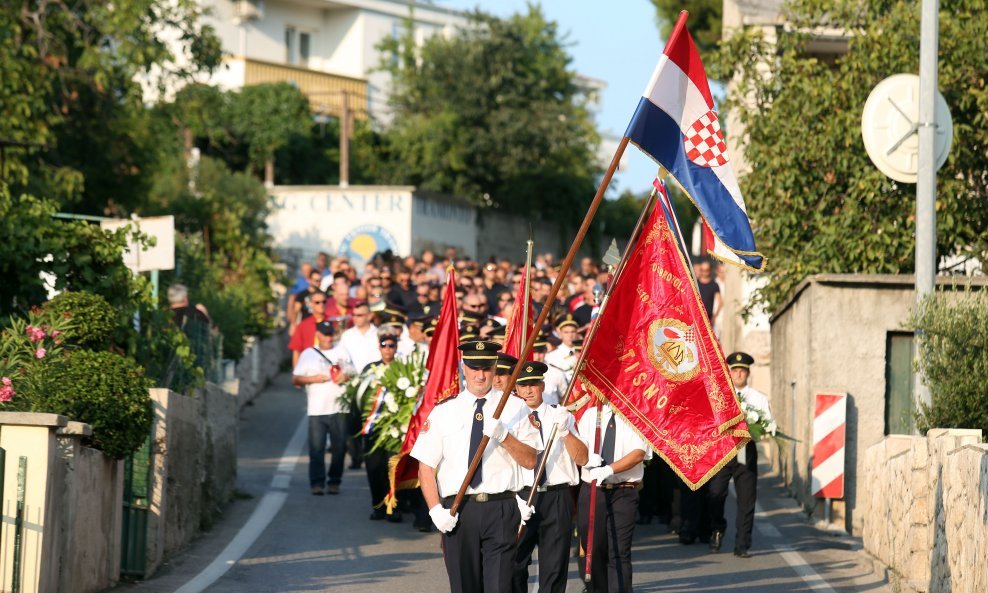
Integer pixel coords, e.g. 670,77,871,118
475,492,489,502
537,485,548,493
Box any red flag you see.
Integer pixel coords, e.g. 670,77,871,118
577,200,749,490
384,267,461,512
502,267,535,359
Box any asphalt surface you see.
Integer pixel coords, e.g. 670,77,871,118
108,373,892,593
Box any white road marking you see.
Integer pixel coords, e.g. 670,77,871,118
173,416,308,593
755,498,838,593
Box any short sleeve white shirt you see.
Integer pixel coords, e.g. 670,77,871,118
411,388,541,498
292,346,350,416
506,402,582,488
576,406,651,484
340,324,381,371
739,385,773,422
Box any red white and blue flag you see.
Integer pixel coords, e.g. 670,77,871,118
625,11,765,272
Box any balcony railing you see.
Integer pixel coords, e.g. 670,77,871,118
238,57,368,120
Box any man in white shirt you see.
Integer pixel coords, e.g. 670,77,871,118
542,313,580,405
291,321,354,495
340,302,381,372
707,351,774,558
510,362,588,593
411,341,541,593
577,404,651,592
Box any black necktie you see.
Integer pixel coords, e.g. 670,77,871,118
601,414,617,466
532,411,547,485
469,398,486,488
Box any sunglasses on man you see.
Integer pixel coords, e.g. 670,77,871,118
379,341,398,348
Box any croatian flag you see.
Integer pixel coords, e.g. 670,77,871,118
625,11,765,272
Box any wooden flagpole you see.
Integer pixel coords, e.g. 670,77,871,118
521,227,534,351
517,422,560,542
449,136,630,516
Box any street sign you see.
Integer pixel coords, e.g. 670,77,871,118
100,216,175,272
811,392,847,499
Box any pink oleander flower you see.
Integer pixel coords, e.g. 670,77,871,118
2,377,11,386
27,325,46,343
51,330,62,337
35,348,47,359
0,384,14,403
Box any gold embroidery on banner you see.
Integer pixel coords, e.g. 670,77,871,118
646,318,700,383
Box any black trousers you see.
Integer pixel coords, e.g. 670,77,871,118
363,443,391,508
442,497,520,593
577,484,639,593
512,488,574,593
707,441,758,552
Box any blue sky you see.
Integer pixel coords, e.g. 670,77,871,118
437,0,666,196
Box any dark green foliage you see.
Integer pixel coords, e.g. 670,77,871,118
650,0,723,53
372,7,600,218
25,351,155,459
910,287,988,437
44,291,117,349
714,0,988,314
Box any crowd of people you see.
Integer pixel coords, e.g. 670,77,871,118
287,247,771,593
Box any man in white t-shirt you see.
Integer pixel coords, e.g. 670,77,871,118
340,301,381,372
292,320,354,495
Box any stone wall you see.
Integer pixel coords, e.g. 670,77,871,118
55,422,123,593
862,428,988,593
223,329,288,410
146,383,240,575
769,274,988,534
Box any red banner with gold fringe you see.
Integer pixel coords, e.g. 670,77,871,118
577,199,749,490
384,267,461,511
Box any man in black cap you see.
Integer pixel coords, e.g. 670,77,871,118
291,320,355,495
493,352,519,393
706,351,774,557
511,362,588,593
411,341,541,593
543,314,580,406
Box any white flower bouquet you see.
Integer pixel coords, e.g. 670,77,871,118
366,354,427,453
742,401,796,451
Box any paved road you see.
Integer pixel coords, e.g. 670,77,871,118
110,374,891,593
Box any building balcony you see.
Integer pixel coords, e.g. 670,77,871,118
229,57,368,120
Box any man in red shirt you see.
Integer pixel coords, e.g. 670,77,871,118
289,292,328,367
325,272,354,319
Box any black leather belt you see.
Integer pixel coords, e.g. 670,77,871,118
537,483,573,493
599,481,642,490
443,491,516,504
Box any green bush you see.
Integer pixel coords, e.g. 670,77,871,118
910,286,988,438
44,291,118,349
26,350,154,459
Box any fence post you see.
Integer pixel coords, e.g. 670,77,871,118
12,456,27,593
0,445,5,508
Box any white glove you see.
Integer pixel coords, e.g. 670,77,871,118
429,504,459,533
549,407,574,436
516,495,535,524
586,465,615,483
483,417,508,443
585,453,603,468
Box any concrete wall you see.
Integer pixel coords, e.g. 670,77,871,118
861,429,988,593
55,422,123,593
0,413,67,593
768,274,988,534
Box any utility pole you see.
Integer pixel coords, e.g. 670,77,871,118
913,0,939,412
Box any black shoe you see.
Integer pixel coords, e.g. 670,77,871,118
733,547,750,558
386,510,403,523
678,534,696,545
369,508,387,521
710,531,723,552
414,521,432,533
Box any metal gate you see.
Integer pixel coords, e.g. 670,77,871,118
120,434,152,577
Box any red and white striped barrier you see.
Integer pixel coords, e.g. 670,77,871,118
811,392,847,499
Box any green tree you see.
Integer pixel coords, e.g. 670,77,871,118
374,7,600,223
714,0,988,314
650,0,723,53
226,83,312,184
0,0,221,214
910,287,988,437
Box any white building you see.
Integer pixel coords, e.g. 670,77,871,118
179,0,468,123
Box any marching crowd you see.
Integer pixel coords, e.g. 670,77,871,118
287,248,772,593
